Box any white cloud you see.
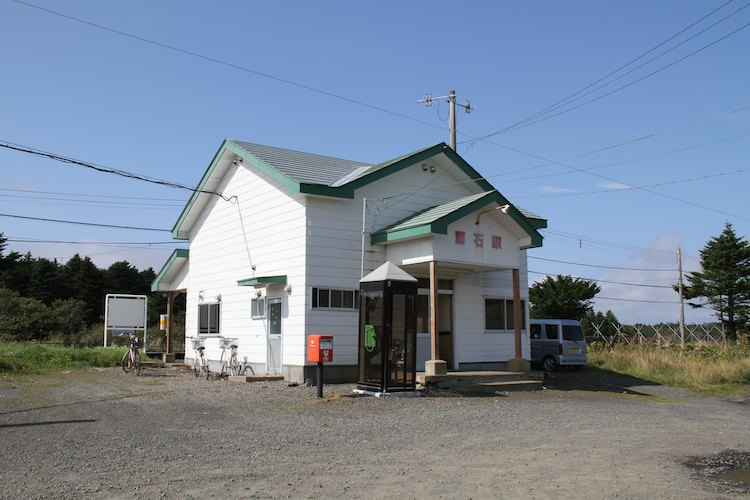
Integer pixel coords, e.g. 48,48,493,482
590,233,714,325
598,181,632,191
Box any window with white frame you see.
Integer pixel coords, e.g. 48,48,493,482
312,288,359,309
198,302,220,335
251,297,266,319
484,298,525,331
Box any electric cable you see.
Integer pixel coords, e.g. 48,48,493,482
0,141,232,201
529,255,675,272
528,270,673,289
0,212,170,232
10,0,448,136
464,1,750,142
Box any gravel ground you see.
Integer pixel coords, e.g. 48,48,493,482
1,365,749,499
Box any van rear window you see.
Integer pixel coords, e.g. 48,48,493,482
562,325,584,341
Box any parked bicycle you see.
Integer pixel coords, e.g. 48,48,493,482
121,333,142,376
219,337,243,376
191,337,209,379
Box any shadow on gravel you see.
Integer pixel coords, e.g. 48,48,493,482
540,367,661,397
0,387,197,416
0,418,96,428
135,370,180,378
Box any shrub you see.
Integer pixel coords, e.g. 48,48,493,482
0,342,125,374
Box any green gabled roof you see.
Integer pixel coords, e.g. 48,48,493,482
371,191,544,248
171,139,545,243
516,207,548,229
232,141,370,187
150,248,188,292
340,143,495,195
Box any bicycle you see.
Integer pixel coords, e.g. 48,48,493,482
121,333,142,376
191,337,209,379
219,337,242,376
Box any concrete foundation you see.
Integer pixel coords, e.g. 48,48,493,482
506,358,530,372
425,359,448,375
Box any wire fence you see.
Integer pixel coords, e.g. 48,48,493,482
588,322,726,346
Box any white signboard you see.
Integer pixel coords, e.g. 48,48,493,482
104,294,148,347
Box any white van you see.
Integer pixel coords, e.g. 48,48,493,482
529,319,587,371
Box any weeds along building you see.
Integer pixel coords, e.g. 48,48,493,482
151,140,546,382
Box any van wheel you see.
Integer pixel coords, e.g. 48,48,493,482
543,356,558,372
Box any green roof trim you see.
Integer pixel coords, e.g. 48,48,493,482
171,140,301,239
335,143,496,197
150,248,189,292
237,275,288,287
371,191,544,248
170,139,546,244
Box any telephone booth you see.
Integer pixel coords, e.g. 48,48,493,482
357,262,418,394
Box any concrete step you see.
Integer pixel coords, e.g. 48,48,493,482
418,370,544,393
227,375,285,384
457,379,544,394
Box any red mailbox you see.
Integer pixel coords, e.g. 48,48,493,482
308,335,333,363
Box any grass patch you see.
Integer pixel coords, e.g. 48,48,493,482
589,340,750,395
0,342,127,374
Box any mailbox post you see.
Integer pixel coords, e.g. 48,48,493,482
308,335,333,398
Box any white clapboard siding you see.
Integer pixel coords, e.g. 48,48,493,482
184,160,307,367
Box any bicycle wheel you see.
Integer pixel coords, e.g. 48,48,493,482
229,353,242,376
202,361,210,380
134,350,142,376
121,350,132,373
194,354,201,377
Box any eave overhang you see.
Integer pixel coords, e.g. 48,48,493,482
150,248,189,292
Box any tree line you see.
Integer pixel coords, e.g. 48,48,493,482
529,223,750,341
0,233,182,344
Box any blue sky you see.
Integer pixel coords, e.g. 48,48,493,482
1,0,748,325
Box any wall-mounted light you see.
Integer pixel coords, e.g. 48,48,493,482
198,290,205,302
255,290,262,298
215,293,222,302
429,165,436,173
475,204,511,225
421,164,429,172
232,157,243,165
285,284,292,293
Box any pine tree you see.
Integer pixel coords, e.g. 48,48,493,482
682,223,750,340
529,275,600,320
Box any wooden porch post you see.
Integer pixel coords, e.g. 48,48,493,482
429,260,439,361
166,291,175,354
512,269,522,359
509,268,529,371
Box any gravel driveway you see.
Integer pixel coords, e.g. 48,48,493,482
1,366,749,499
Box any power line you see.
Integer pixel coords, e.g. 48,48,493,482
6,237,180,246
0,141,230,200
0,193,183,207
540,228,689,257
595,296,680,304
11,0,447,135
528,270,673,289
512,165,750,199
0,187,186,202
529,255,675,272
502,1,750,134
0,212,170,232
491,107,750,181
466,1,750,142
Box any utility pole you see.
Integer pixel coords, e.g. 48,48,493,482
418,90,474,151
677,247,686,351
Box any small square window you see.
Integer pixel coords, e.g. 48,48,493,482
251,297,266,319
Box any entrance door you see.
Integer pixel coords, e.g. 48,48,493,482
267,298,282,375
416,286,453,370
